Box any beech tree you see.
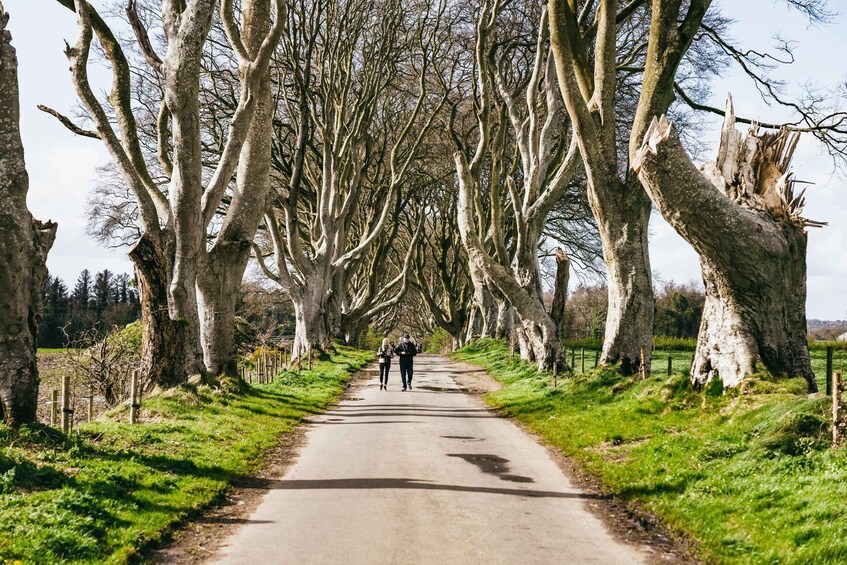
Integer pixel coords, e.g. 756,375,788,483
254,0,449,359
452,1,582,369
548,0,843,376
412,186,474,350
0,3,57,425
337,203,424,346
633,104,823,390
547,0,714,374
53,0,285,381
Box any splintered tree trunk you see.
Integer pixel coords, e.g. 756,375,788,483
550,248,570,342
0,8,57,425
634,103,818,390
129,234,187,388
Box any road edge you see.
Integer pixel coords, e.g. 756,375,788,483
143,364,376,564
445,356,700,565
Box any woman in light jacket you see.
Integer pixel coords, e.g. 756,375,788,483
377,338,394,390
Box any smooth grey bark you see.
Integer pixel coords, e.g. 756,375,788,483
550,248,570,342
633,107,818,390
0,5,57,425
197,0,279,378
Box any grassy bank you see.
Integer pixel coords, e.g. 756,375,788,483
454,339,847,564
0,345,372,564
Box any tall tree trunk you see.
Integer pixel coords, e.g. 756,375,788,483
291,285,333,358
594,183,654,374
494,300,513,339
197,242,251,377
129,234,187,388
633,107,818,390
550,248,570,342
197,0,276,378
0,7,57,424
467,261,497,339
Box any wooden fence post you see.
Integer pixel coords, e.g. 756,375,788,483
61,375,72,433
667,356,673,377
51,389,58,426
130,369,140,424
594,349,599,368
640,347,648,380
88,385,94,422
570,348,575,370
826,346,834,395
308,348,313,371
580,348,585,374
833,371,842,447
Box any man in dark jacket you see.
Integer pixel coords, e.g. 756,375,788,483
395,333,417,391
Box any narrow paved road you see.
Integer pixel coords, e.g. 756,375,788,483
213,355,645,564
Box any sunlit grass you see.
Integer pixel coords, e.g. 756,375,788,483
454,339,847,564
0,345,372,564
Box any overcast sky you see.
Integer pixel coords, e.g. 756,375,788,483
7,0,847,319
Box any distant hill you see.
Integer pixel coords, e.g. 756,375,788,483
808,319,847,331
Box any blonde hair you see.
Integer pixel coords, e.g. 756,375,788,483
382,338,389,347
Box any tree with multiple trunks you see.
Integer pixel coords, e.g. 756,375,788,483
450,0,590,369
252,0,449,360
51,0,285,382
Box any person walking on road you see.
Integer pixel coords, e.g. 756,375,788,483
395,333,417,391
377,338,394,390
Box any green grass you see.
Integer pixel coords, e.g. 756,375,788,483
454,339,847,565
0,345,372,564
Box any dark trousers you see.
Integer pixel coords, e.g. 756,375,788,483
400,363,413,389
379,361,391,385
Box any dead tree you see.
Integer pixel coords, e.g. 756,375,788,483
633,101,821,390
0,3,57,425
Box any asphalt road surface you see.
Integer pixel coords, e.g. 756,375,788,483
212,354,645,564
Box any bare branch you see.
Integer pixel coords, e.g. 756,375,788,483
37,104,101,139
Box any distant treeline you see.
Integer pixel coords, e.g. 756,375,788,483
39,269,141,348
563,281,704,342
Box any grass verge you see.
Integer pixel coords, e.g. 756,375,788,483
0,345,372,564
454,338,847,564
